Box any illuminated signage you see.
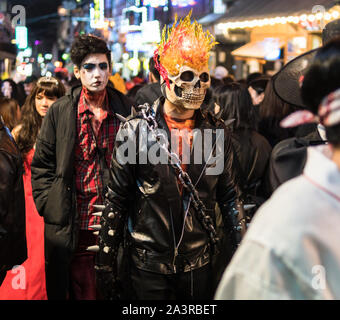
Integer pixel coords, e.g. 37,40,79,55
143,0,196,7
121,6,148,33
172,0,197,7
263,38,282,61
141,20,161,43
15,26,28,49
90,0,104,29
143,0,167,7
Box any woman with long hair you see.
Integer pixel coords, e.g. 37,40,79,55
0,76,65,300
258,78,301,147
211,82,272,202
209,82,272,292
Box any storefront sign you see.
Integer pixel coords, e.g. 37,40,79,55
90,0,104,29
15,26,27,49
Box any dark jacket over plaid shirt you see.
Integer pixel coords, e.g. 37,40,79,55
31,85,132,299
75,89,120,230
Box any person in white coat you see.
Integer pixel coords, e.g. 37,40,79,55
215,38,340,300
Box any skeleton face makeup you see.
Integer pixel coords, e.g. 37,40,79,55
155,11,216,110
162,65,210,110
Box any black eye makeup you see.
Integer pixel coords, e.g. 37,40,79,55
82,62,108,71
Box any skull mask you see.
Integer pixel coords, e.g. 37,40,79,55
162,65,211,110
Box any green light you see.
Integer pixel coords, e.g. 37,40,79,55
62,53,69,60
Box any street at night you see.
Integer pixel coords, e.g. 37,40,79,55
1,0,340,312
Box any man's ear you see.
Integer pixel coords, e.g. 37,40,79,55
148,72,156,83
74,65,81,79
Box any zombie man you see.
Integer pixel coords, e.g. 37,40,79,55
31,35,132,300
90,13,245,300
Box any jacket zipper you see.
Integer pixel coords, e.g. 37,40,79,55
169,207,178,273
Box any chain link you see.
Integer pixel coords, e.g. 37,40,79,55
139,104,219,247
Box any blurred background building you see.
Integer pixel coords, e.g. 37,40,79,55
1,0,340,82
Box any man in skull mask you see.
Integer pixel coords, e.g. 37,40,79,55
90,13,245,300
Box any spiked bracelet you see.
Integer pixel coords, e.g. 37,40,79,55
87,201,124,270
222,200,248,251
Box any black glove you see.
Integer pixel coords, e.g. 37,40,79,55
223,199,247,252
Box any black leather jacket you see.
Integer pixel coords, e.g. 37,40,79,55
0,119,27,273
97,98,244,275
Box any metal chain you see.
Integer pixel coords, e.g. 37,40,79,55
139,104,219,247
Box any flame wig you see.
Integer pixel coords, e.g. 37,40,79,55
154,11,217,88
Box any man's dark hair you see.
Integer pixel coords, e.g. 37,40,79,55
149,57,160,82
70,34,111,69
301,38,340,147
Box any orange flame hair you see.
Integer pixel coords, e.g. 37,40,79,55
154,11,217,88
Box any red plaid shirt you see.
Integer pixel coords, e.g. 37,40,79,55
75,88,120,230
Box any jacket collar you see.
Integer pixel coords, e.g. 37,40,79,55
152,97,208,132
152,97,216,186
304,145,340,201
69,84,129,117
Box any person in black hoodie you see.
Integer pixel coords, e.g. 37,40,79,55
0,116,26,285
31,34,132,300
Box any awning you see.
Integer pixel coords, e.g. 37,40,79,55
232,38,285,60
221,0,338,22
198,13,224,26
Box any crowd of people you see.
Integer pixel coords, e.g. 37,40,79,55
1,14,340,300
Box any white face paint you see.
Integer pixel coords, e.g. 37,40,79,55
162,65,211,110
1,81,13,98
74,53,110,92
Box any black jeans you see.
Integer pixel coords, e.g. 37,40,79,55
130,263,213,300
